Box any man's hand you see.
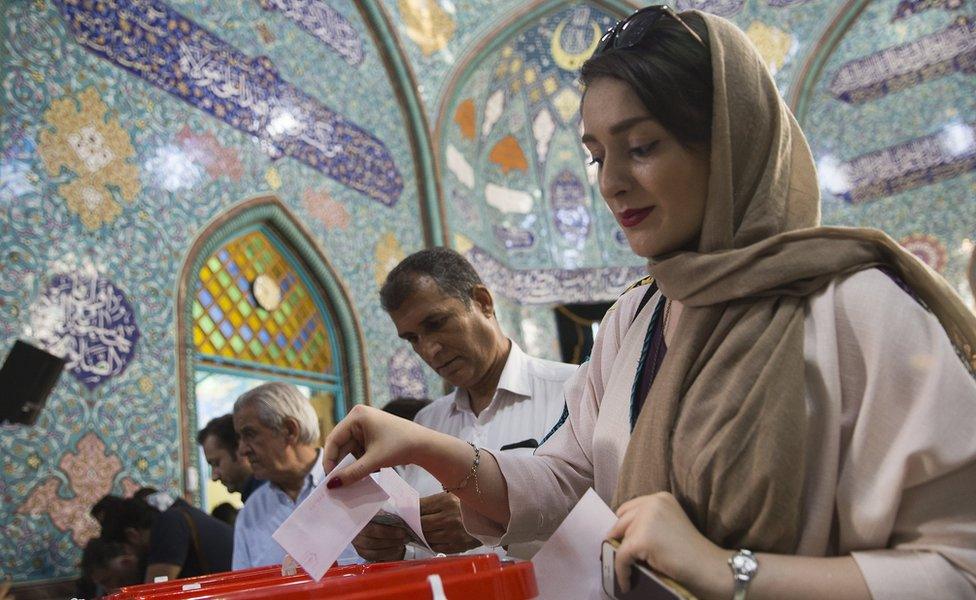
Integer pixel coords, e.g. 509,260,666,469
352,522,407,563
420,492,481,554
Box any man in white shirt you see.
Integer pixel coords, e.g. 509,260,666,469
352,247,575,562
232,381,359,569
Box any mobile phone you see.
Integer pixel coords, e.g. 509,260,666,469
600,539,696,600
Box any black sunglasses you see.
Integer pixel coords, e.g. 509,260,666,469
595,5,705,54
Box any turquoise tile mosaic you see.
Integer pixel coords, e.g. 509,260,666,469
1,0,973,584
0,0,433,581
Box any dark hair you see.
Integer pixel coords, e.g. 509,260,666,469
99,498,159,543
382,397,432,422
91,494,126,524
81,538,129,575
380,247,485,312
211,502,239,527
580,12,712,148
196,413,240,453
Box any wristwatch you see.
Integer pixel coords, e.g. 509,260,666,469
728,549,758,600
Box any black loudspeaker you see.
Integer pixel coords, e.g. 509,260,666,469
0,340,66,426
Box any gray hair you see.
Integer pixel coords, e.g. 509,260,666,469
233,381,320,445
379,247,484,312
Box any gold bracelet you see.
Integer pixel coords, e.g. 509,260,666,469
442,441,481,496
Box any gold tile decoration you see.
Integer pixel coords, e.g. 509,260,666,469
745,21,794,75
374,231,405,286
398,0,456,57
192,229,334,374
36,87,141,230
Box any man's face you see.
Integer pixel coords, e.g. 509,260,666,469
389,276,501,390
234,403,290,484
91,553,141,593
201,434,252,494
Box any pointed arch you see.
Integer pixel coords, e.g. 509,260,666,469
175,196,367,498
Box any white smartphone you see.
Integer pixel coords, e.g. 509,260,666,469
600,539,696,600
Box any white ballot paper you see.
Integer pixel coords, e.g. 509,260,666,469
531,488,617,600
371,467,432,551
272,454,389,580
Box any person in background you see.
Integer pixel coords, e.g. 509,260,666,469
99,494,232,583
211,502,239,527
80,538,142,596
352,248,576,562
232,381,360,569
197,414,264,502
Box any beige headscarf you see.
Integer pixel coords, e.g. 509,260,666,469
613,12,976,553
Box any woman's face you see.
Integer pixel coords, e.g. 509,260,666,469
581,77,710,258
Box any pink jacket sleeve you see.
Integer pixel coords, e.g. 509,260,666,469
460,287,648,545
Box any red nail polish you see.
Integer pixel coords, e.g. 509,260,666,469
326,477,343,489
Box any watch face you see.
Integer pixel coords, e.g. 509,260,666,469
252,274,281,311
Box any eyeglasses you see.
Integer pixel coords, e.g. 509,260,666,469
595,5,705,54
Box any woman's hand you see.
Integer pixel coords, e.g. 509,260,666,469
607,492,729,598
324,404,513,527
324,405,435,486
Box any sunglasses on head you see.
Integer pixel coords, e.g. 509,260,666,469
595,5,705,54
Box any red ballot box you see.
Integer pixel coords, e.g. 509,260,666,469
104,554,537,600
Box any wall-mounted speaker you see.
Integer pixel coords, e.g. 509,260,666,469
0,340,66,426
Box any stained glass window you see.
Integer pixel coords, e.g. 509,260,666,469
192,229,334,375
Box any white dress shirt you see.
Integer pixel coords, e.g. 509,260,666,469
401,341,576,558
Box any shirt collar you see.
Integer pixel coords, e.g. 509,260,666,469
308,448,326,488
452,340,532,412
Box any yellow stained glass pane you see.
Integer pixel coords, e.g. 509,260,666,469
217,294,233,313
205,278,222,298
309,391,335,444
228,309,243,328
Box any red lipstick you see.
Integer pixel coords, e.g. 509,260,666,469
619,207,653,227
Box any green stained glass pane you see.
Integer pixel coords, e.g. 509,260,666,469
209,331,226,350
216,270,232,289
239,301,252,317
248,338,264,356
227,285,241,302
285,348,297,363
274,311,286,325
207,256,221,272
300,353,312,367
267,344,280,360
280,300,292,317
199,315,215,334
192,301,204,319
229,335,245,353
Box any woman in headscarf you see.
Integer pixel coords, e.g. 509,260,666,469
326,8,976,598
